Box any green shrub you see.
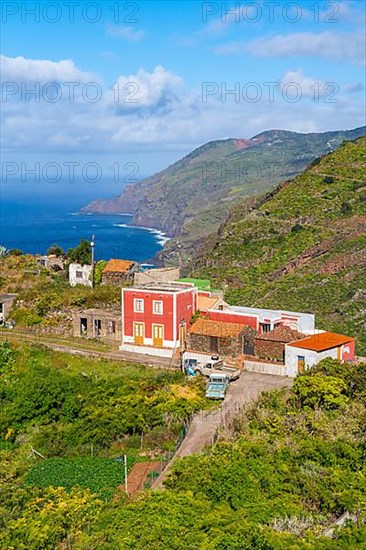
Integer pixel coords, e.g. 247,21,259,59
94,260,107,286
293,373,348,410
11,307,42,326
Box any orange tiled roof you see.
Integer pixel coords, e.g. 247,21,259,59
197,296,220,311
103,259,135,273
287,331,354,352
189,318,242,338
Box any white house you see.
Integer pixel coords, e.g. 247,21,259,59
0,293,17,325
69,263,93,287
285,331,356,377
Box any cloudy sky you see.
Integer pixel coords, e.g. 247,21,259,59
1,0,365,178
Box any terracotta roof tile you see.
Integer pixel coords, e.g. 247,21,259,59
103,259,135,273
189,318,243,338
287,331,354,352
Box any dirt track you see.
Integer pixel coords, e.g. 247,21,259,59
152,372,293,490
0,329,175,368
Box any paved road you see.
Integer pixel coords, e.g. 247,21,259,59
152,372,293,490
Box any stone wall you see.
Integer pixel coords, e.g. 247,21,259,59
101,271,132,286
188,333,242,359
72,309,121,343
254,339,286,362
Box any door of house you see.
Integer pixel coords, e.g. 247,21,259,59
80,318,87,335
134,322,144,345
152,324,164,347
243,339,254,355
210,336,219,353
297,355,305,373
179,322,186,350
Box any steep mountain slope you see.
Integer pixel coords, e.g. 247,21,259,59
194,137,366,354
82,127,365,248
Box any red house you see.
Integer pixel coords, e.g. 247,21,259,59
121,282,197,357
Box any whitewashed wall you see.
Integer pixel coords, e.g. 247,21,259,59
285,345,338,377
69,264,92,287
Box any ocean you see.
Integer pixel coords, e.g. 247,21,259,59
0,179,168,263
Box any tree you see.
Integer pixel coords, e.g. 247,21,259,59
293,373,348,410
94,260,107,286
8,248,23,256
47,244,64,257
67,239,91,265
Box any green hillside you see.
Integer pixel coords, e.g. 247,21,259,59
3,344,365,548
82,127,365,260
194,137,366,353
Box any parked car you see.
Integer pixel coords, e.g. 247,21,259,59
183,356,240,381
205,373,230,400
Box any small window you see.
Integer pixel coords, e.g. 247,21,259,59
107,320,116,334
0,303,3,313
153,300,163,314
261,323,271,333
134,298,144,313
76,271,83,279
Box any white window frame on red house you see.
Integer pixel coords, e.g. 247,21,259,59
134,298,144,313
153,300,163,315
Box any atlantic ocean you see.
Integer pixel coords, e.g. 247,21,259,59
0,178,168,263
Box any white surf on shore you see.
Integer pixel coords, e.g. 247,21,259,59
113,223,170,246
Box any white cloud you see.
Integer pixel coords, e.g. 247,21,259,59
106,24,145,41
0,54,94,82
217,31,365,65
177,2,262,45
108,65,183,109
344,82,364,94
280,70,326,98
1,55,365,160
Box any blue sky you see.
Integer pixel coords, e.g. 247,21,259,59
1,0,365,179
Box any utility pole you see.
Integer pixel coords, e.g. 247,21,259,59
91,234,95,288
176,242,183,274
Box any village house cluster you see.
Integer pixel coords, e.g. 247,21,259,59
69,264,356,378
0,256,356,377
